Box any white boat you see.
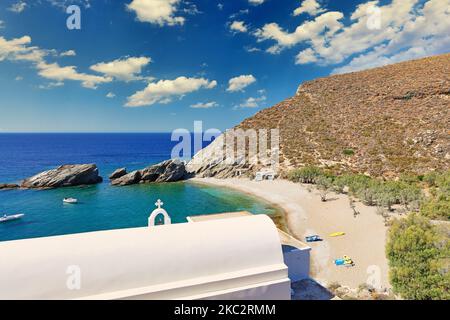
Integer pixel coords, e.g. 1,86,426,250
0,214,25,223
63,198,78,204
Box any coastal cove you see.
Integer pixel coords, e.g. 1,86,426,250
191,178,391,290
0,133,280,242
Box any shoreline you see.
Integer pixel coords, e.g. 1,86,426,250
188,177,391,290
188,178,290,233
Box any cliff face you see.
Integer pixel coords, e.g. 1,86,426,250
189,54,450,178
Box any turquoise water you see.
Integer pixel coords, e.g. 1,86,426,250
0,182,278,242
0,134,279,242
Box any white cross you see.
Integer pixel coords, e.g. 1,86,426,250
155,199,164,209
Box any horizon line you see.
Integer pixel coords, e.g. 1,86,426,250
0,131,179,134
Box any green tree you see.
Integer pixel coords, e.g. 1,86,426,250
386,214,450,300
398,184,422,210
316,175,333,202
420,170,450,221
287,166,324,184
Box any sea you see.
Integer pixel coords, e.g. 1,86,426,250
0,133,278,242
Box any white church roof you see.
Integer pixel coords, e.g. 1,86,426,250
0,214,289,300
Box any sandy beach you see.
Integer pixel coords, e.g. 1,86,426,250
189,177,390,290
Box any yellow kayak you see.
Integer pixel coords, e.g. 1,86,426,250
329,232,345,237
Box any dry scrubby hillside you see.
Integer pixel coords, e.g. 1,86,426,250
237,54,450,177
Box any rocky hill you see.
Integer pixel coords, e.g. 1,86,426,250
189,54,450,178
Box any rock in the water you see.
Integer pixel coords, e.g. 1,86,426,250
109,168,127,180
111,170,141,186
111,159,187,186
0,183,20,190
21,164,103,189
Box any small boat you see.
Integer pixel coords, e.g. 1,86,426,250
0,213,25,223
329,232,345,237
63,198,78,204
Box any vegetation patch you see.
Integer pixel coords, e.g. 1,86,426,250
342,148,355,156
287,167,449,299
386,214,449,300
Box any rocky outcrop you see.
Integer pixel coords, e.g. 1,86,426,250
109,168,127,180
0,183,19,190
21,164,103,189
111,159,187,186
186,135,257,178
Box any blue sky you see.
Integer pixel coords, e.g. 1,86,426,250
0,0,448,132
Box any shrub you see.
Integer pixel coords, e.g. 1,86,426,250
398,183,422,210
343,148,355,156
287,166,324,184
399,173,420,185
328,282,341,291
420,170,450,221
423,172,439,187
287,168,441,218
420,194,450,220
316,175,333,202
386,214,449,300
332,175,348,193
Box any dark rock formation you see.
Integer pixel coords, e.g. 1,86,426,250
111,159,187,186
0,183,20,190
21,164,103,189
109,168,127,180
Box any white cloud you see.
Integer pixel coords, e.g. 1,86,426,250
266,45,282,55
255,11,344,53
15,76,23,81
60,50,76,57
229,9,249,19
332,33,450,74
46,0,92,10
106,92,116,98
127,0,185,26
227,74,256,92
245,46,262,53
37,62,112,89
249,0,265,6
293,0,325,17
9,1,27,13
295,48,318,64
235,95,267,109
0,36,32,60
218,3,224,11
0,35,112,89
315,0,450,72
125,76,217,107
38,81,64,90
90,56,151,81
190,101,218,109
0,21,5,29
254,0,450,73
229,21,248,33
